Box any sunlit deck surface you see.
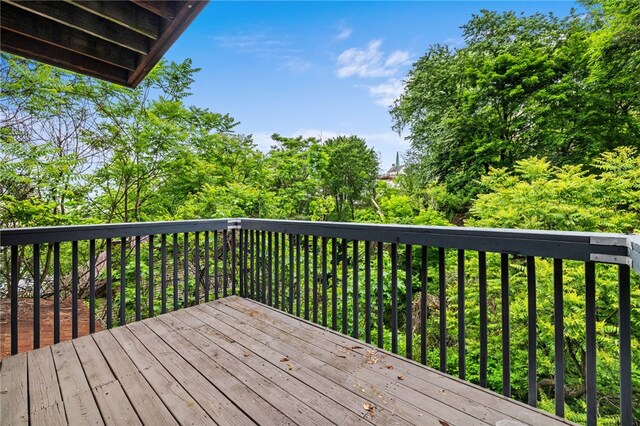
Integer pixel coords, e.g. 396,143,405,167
0,296,574,425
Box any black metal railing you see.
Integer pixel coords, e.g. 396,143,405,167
1,219,638,425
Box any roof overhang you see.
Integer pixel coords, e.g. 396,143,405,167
0,0,209,87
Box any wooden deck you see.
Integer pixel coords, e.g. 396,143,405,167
0,296,575,425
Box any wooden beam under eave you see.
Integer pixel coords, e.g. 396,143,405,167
64,0,161,40
1,3,138,71
127,0,209,88
1,29,131,86
131,0,175,20
5,0,151,55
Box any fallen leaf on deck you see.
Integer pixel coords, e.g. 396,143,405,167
287,363,293,370
439,420,451,426
397,375,404,380
386,364,394,369
280,357,289,362
363,401,376,416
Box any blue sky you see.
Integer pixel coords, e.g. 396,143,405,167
165,1,581,169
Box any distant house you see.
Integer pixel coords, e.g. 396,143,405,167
379,152,405,182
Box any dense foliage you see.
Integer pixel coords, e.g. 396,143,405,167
1,0,638,423
391,0,640,214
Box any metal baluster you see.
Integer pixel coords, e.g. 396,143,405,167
479,251,487,387
365,241,372,344
89,239,96,332
194,232,199,304
342,238,348,334
249,230,255,299
214,231,219,300
391,243,398,354
33,244,40,348
312,236,318,323
121,237,127,324
10,245,18,355
304,235,310,320
322,237,328,327
527,256,537,407
222,230,228,297
173,234,179,309
458,249,465,379
618,265,632,425
204,232,209,302
553,259,564,417
72,240,79,338
377,242,384,349
54,242,61,342
135,236,141,320
275,232,279,307
183,233,189,307
501,253,510,397
231,230,236,295
281,233,286,310
352,240,359,339
405,245,413,359
296,235,301,317
332,237,338,330
420,246,428,365
106,239,113,329
148,235,154,317
267,232,272,306
289,233,294,313
439,247,446,372
161,235,167,313
261,231,267,303
585,262,596,425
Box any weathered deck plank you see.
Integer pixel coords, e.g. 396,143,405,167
153,315,318,424
109,325,216,425
51,341,104,425
165,310,368,425
0,352,29,425
0,296,577,426
91,330,177,426
28,347,67,425
200,301,463,425
230,297,572,426
222,298,521,425
126,320,254,426
73,335,141,425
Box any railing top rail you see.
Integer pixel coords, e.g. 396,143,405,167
238,218,633,265
1,217,637,267
0,219,231,246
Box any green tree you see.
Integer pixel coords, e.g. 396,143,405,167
323,136,379,220
391,5,640,213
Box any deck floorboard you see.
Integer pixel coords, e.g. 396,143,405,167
0,296,576,426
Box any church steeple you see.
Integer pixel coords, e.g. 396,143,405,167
395,152,400,166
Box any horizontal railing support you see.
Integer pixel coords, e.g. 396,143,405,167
239,219,633,264
1,218,636,264
0,219,229,246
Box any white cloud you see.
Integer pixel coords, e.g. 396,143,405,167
336,40,410,79
250,132,277,152
384,51,411,68
215,31,310,75
336,27,352,41
367,78,405,107
282,57,311,74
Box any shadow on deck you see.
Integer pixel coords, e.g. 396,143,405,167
0,296,575,425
